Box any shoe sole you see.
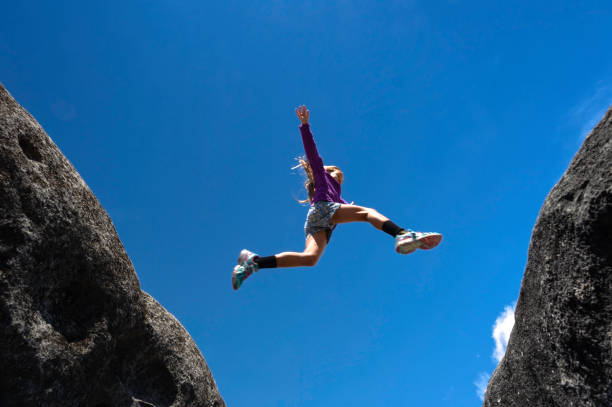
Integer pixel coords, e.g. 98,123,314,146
418,233,442,250
234,250,251,290
232,265,250,290
232,265,239,290
396,233,442,254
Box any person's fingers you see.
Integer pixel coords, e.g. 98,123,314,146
295,105,309,122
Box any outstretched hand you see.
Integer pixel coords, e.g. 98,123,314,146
295,105,310,125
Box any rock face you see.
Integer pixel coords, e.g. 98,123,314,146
0,84,225,407
483,108,612,406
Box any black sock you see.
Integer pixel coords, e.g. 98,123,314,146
254,255,277,269
382,220,405,237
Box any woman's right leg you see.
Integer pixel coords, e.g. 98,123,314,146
274,229,328,268
233,230,329,289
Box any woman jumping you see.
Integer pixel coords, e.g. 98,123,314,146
232,105,442,290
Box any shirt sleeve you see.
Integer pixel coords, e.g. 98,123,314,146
299,123,328,190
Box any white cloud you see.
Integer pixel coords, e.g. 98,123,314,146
579,105,609,141
474,303,516,401
492,305,515,363
475,372,490,401
569,82,612,140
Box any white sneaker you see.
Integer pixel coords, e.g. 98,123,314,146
395,230,442,254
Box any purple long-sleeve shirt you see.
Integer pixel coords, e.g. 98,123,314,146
300,123,348,205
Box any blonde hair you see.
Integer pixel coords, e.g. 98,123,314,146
292,157,343,204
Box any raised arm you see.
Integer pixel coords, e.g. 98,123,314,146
296,105,327,188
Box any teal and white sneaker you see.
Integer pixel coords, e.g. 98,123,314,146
232,249,259,290
395,230,442,254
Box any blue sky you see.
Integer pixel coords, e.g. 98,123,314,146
2,1,611,405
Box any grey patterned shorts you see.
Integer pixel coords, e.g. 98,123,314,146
304,201,342,242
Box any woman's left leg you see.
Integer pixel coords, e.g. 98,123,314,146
330,204,442,254
331,204,402,234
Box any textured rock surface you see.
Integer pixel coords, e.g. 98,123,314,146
0,84,225,407
483,107,612,406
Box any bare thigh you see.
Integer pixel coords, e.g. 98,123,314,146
304,229,328,259
331,204,370,223
330,204,389,229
